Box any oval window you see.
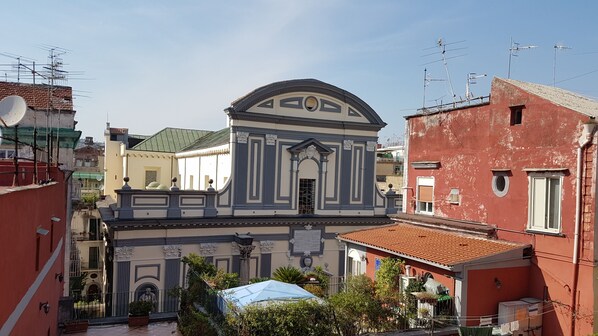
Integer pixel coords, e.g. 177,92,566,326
492,175,509,197
304,96,318,111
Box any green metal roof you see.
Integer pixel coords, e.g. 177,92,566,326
131,128,212,153
0,127,82,149
73,171,104,180
182,127,230,152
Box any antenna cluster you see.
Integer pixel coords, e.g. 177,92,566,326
420,38,488,113
0,47,81,185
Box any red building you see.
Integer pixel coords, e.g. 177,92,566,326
0,162,68,336
398,78,596,335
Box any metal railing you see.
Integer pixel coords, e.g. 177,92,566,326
69,290,179,319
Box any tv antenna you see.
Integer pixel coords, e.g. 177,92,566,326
507,38,538,78
421,38,466,106
553,44,572,86
422,68,445,108
466,73,487,100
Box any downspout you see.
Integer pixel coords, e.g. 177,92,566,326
402,120,410,213
571,118,596,336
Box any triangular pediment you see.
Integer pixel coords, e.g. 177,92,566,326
287,138,334,155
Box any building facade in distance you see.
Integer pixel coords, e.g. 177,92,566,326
99,79,401,316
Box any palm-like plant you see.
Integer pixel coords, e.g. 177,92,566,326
272,266,305,284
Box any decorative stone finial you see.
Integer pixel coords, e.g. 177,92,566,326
122,176,131,190
170,177,179,191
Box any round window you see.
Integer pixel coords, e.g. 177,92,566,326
304,96,318,111
492,175,509,197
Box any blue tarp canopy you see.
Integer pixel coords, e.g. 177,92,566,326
217,280,319,314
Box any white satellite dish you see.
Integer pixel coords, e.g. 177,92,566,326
0,95,27,127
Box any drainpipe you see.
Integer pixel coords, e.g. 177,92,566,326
571,118,596,336
402,120,410,213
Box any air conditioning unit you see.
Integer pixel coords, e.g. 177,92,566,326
498,298,542,336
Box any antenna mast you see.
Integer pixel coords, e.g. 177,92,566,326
553,44,572,86
466,73,487,101
508,37,538,79
422,68,445,108
437,38,457,103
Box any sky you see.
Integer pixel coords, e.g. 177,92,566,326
2,1,597,145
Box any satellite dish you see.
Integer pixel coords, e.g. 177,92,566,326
0,95,27,127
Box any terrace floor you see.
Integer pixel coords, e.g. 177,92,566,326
76,321,181,335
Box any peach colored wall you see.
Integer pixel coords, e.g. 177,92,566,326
466,266,530,326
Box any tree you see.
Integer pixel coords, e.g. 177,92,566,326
375,258,404,305
329,275,393,336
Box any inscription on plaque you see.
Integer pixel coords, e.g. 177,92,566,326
292,229,322,254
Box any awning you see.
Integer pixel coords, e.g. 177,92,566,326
73,172,104,181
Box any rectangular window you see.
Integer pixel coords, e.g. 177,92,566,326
416,177,434,215
529,176,562,233
510,106,524,125
298,178,316,215
188,175,194,190
88,247,99,269
145,170,158,187
89,218,100,240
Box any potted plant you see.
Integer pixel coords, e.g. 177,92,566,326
64,319,89,334
128,300,153,327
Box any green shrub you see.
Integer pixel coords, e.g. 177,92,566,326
272,266,305,284
228,300,333,336
206,269,239,290
375,258,404,305
329,275,396,335
178,309,218,336
303,284,326,298
128,300,153,316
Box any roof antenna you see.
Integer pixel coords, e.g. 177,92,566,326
508,37,538,79
422,68,445,108
553,43,572,86
436,38,458,103
466,73,487,101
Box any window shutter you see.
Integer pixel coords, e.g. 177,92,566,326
418,185,433,202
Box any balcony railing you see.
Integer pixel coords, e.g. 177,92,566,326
69,290,179,319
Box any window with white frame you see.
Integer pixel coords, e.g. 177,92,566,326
416,177,434,215
528,174,562,233
348,249,365,275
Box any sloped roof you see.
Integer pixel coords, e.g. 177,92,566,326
339,223,527,268
219,280,318,310
132,128,212,153
499,78,598,118
182,127,230,152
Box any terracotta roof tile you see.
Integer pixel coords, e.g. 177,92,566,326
340,223,526,267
